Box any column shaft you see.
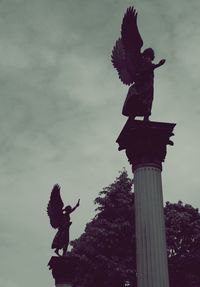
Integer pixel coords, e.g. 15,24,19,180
134,166,169,287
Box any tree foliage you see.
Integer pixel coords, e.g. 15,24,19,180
70,171,200,287
165,201,200,287
71,170,136,287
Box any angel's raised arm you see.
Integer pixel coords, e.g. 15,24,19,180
153,59,166,69
70,199,80,214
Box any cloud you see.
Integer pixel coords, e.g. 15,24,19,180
0,1,200,287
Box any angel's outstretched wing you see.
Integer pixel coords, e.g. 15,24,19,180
121,7,143,59
47,184,64,229
112,38,133,85
111,6,144,85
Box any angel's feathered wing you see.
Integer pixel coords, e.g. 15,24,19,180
47,184,64,229
111,7,143,85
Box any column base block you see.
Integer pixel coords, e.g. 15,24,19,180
48,255,77,285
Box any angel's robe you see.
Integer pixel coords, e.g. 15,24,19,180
122,57,155,118
51,213,71,250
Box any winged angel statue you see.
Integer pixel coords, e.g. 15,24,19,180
112,7,165,121
47,184,80,256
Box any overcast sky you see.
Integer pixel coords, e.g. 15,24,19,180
0,0,200,286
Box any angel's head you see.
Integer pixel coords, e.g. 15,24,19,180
142,48,155,61
63,205,72,214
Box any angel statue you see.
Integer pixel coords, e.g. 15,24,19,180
111,6,166,121
47,184,80,256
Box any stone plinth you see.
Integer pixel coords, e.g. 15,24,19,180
117,119,175,287
48,256,77,287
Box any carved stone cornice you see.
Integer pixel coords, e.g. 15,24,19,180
116,119,176,170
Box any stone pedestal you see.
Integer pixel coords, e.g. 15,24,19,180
48,256,77,287
117,119,175,287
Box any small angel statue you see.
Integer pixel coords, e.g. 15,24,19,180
47,184,80,256
111,7,165,121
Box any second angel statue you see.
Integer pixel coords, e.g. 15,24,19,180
47,184,80,256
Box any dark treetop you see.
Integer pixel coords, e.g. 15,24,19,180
111,6,165,121
47,184,80,257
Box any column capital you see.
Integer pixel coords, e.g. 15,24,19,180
48,256,77,285
116,119,176,170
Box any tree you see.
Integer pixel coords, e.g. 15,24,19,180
71,170,136,287
165,201,200,287
70,171,200,287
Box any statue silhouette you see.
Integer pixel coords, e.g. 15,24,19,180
111,7,165,121
47,184,80,256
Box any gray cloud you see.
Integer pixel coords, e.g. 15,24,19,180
0,0,200,286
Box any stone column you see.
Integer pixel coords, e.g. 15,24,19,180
48,256,77,287
117,119,175,287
